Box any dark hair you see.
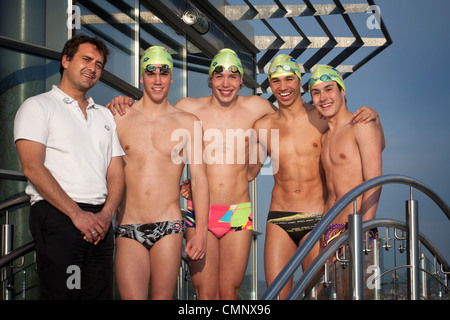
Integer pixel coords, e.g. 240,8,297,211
335,82,348,103
59,35,110,75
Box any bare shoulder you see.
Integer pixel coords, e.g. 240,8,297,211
254,109,279,129
166,106,201,128
175,96,209,112
304,102,316,113
305,102,329,133
240,94,265,103
352,121,381,143
175,96,195,107
112,102,139,123
353,120,379,134
240,95,276,112
174,108,200,122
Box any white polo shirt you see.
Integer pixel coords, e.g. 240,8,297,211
14,85,125,205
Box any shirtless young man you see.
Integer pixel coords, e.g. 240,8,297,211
113,46,209,300
308,66,382,249
107,49,275,299
177,49,275,300
248,55,383,299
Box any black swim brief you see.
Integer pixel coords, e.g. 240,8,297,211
267,211,323,246
115,220,185,250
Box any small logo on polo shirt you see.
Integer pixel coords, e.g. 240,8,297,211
104,125,110,131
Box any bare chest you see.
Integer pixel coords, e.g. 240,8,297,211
198,109,258,156
271,120,322,160
321,127,360,168
118,117,184,161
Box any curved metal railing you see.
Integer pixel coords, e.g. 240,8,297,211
287,218,450,299
261,174,450,300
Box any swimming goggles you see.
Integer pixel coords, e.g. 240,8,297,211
268,64,295,76
212,65,240,74
308,74,340,88
145,64,171,73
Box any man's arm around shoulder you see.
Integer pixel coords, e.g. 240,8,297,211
174,96,198,112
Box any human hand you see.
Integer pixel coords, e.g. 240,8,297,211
352,105,378,124
180,179,192,200
184,232,207,260
105,95,134,116
71,209,107,245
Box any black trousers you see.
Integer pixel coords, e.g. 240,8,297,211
29,200,114,300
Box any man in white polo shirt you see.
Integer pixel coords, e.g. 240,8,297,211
13,36,124,299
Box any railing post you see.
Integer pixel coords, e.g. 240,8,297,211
348,213,363,300
372,236,381,300
1,210,14,300
420,253,427,300
406,187,420,300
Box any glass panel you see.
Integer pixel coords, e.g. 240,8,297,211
0,47,57,248
186,42,209,98
76,0,140,86
0,0,67,201
0,0,67,50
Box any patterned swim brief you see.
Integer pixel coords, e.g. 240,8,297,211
115,220,185,250
186,200,252,239
321,223,378,249
267,211,323,246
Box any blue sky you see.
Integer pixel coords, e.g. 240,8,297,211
254,0,450,283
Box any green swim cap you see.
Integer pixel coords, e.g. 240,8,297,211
308,65,345,91
209,48,244,77
268,54,302,81
140,46,174,76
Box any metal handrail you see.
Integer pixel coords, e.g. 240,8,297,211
0,169,26,182
0,241,35,269
0,191,32,267
0,193,30,213
287,218,450,299
261,174,450,300
0,169,29,212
